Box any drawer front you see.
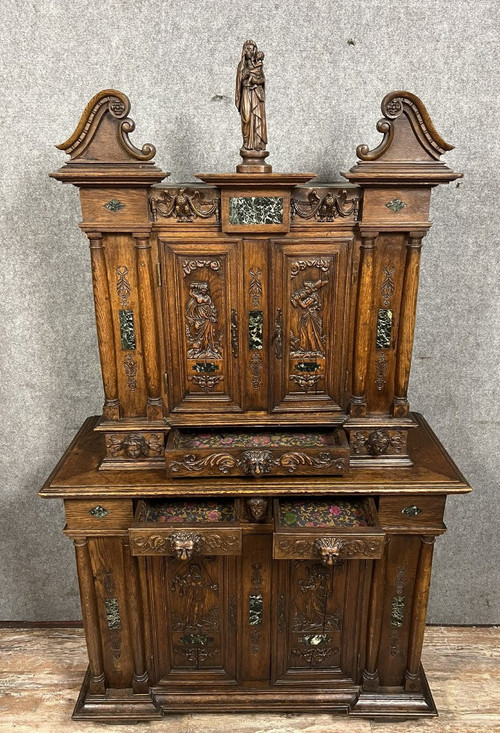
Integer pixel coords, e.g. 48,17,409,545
129,526,242,557
378,495,446,528
273,532,385,561
165,428,349,478
64,499,133,530
273,497,385,562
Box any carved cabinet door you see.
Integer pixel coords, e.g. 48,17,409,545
161,239,244,413
270,238,352,413
146,555,238,684
272,558,370,685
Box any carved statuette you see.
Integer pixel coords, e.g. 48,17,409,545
235,40,271,172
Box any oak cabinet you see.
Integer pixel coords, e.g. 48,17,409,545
41,82,470,722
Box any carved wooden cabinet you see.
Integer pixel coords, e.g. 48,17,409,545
40,77,471,722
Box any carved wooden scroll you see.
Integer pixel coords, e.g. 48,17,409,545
345,91,462,185
51,89,167,185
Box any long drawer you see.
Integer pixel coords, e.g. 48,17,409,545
165,427,349,478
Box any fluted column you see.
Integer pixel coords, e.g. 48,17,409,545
350,231,378,417
393,233,424,417
88,232,120,421
134,233,163,421
74,538,106,695
404,535,436,692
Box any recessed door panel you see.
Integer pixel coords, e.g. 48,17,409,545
271,239,352,413
161,239,243,413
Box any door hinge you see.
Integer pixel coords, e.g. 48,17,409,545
156,262,162,287
164,373,168,392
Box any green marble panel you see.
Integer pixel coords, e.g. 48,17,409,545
376,308,393,349
249,311,263,349
229,196,283,225
119,309,136,351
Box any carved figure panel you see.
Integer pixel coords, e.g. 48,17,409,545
272,241,349,410
186,281,222,359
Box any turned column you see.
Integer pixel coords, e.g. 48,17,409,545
122,538,149,693
404,535,436,691
74,538,106,694
362,537,390,691
393,233,424,417
134,233,163,421
350,231,378,417
88,232,120,421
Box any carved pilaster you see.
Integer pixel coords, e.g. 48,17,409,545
362,537,390,691
74,538,106,695
350,232,377,417
88,233,120,421
134,233,163,421
404,535,436,692
122,539,149,693
393,234,424,417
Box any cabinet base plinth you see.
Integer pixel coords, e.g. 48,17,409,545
72,669,162,723
350,666,437,719
73,667,437,721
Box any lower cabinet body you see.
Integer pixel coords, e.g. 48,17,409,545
71,525,438,721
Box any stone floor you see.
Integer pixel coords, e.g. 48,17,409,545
0,626,499,733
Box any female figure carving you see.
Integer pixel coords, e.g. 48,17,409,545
235,40,268,151
185,281,221,359
290,279,328,356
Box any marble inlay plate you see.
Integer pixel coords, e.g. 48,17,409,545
229,196,283,225
376,308,393,349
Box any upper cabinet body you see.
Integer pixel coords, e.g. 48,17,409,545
50,87,461,472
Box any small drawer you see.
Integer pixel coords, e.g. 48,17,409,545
273,497,385,562
64,499,134,529
129,499,242,558
377,495,446,528
165,428,349,478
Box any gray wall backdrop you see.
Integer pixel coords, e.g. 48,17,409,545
0,0,498,623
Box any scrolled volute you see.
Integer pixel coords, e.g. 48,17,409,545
356,90,454,163
56,88,156,162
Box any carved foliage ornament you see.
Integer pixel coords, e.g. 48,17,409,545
130,531,240,557
56,89,156,161
278,537,381,560
168,450,344,476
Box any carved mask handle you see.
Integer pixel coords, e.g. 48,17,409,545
169,531,202,561
314,537,341,566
